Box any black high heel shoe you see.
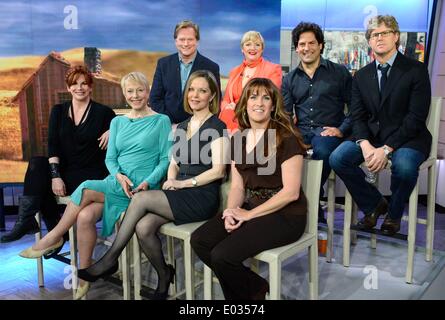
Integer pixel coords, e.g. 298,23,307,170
77,262,119,283
43,240,66,259
145,264,175,300
44,232,69,259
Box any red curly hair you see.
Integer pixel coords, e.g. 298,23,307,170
65,65,93,87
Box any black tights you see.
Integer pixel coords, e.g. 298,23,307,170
85,190,174,292
23,157,52,195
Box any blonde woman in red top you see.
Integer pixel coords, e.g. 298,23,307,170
219,31,282,133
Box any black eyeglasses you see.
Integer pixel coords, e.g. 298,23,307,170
369,30,394,40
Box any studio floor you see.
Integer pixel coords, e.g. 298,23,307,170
1,204,445,300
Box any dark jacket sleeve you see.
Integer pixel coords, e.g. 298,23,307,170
149,59,166,114
196,53,221,101
47,105,61,158
212,63,221,97
203,58,221,102
350,75,372,141
338,66,353,136
385,64,431,149
281,72,294,115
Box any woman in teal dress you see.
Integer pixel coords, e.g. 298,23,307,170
71,103,170,237
19,71,171,300
77,70,229,300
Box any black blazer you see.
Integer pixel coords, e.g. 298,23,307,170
351,52,432,157
149,51,220,124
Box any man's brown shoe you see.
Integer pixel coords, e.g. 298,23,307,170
356,198,388,230
380,216,401,236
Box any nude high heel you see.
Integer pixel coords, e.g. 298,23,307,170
19,239,64,259
74,282,90,300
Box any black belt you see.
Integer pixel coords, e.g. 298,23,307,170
245,187,281,200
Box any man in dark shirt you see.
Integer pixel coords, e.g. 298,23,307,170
149,20,220,127
282,22,352,223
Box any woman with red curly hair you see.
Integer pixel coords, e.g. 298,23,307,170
2,66,115,250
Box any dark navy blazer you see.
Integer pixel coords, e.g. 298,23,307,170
149,51,220,124
351,52,432,157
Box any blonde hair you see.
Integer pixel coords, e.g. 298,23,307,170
183,70,220,115
365,15,400,48
174,20,200,40
120,72,150,94
240,30,265,50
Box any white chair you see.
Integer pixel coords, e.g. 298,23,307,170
342,97,442,283
133,220,206,300
326,170,336,262
35,196,71,290
133,180,231,300
35,198,131,299
325,171,358,263
203,158,323,300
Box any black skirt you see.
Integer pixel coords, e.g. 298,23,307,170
163,180,221,225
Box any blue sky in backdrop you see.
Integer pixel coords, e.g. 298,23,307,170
0,0,281,76
281,0,432,31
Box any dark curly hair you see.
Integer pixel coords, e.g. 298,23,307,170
291,22,325,54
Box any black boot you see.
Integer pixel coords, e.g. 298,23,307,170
1,196,41,243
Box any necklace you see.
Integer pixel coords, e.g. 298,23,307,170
187,111,212,139
242,66,256,79
70,100,92,127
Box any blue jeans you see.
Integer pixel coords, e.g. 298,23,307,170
329,141,425,219
304,134,343,197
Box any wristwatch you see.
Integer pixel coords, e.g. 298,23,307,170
383,145,392,158
191,177,198,187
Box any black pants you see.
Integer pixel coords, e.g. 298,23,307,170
23,157,67,230
191,212,306,300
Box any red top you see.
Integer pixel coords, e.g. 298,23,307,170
219,58,282,133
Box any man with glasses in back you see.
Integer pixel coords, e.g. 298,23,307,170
329,15,432,236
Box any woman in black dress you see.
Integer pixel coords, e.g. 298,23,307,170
1,66,115,246
77,70,229,300
191,78,308,300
